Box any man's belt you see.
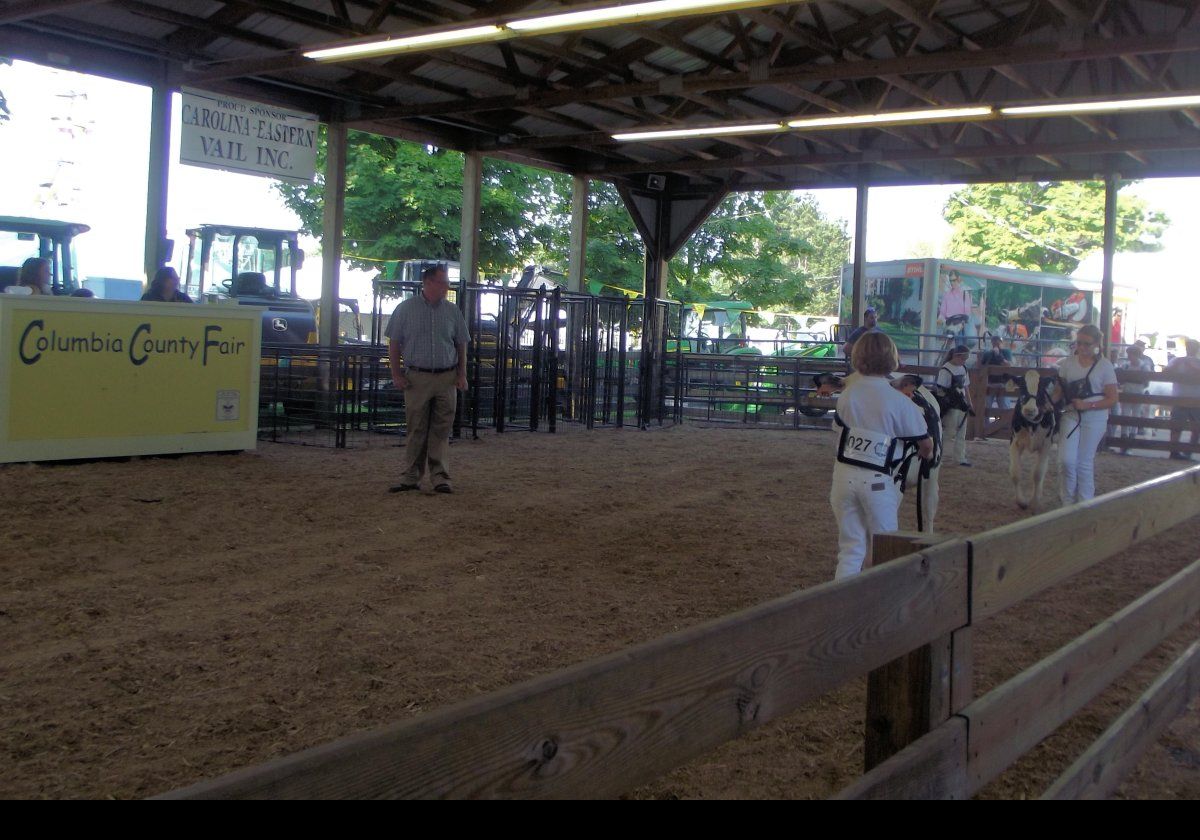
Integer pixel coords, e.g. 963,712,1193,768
407,365,457,373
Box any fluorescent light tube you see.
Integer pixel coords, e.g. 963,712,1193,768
786,106,994,130
1000,94,1200,117
305,25,505,61
508,0,788,33
613,122,783,141
306,1,801,62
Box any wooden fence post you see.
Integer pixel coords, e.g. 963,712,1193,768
864,532,973,771
970,367,989,440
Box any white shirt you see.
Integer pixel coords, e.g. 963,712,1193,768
1168,355,1200,399
1117,355,1154,393
835,375,929,440
1058,354,1119,406
936,363,969,391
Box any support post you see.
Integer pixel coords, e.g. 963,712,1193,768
864,532,973,771
568,175,588,294
1100,174,1118,355
969,370,988,440
143,73,172,284
460,151,484,292
318,120,347,348
457,151,484,439
851,184,869,329
639,194,669,427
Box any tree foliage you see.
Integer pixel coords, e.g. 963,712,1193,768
584,180,645,295
276,129,569,276
277,130,850,312
944,181,1168,274
670,191,848,314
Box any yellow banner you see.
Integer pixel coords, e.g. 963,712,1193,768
6,304,258,441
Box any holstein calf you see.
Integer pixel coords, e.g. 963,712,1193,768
1008,370,1063,510
815,372,943,532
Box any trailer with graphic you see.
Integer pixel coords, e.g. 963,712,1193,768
839,258,1137,363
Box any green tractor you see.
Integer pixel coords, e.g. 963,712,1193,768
0,216,88,295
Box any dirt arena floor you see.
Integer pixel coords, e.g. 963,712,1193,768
2,423,1198,799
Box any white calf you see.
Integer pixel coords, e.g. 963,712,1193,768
1008,370,1062,510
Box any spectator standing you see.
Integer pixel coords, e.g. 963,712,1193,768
977,334,1014,412
1112,340,1155,454
842,306,880,360
1167,338,1200,461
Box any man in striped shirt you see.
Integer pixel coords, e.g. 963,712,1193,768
386,264,471,493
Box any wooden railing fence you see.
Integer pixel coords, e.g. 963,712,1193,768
160,466,1200,799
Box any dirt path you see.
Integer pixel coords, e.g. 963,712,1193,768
1,426,1196,798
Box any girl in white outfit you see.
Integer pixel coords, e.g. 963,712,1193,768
936,345,974,466
1058,324,1119,505
831,333,933,579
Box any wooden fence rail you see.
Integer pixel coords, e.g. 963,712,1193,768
843,558,1200,799
1042,640,1200,800
971,466,1200,618
161,542,969,799
160,466,1200,799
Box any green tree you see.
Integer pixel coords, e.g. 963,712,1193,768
278,131,850,312
583,180,644,295
944,181,1168,274
670,191,849,314
276,129,570,277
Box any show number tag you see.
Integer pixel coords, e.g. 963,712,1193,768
838,426,895,471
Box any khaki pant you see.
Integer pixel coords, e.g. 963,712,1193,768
402,369,458,486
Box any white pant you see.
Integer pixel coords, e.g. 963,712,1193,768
831,464,902,579
943,409,968,463
1059,409,1109,505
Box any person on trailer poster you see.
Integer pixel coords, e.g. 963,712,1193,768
936,268,985,342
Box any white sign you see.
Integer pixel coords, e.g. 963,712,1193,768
216,389,241,422
180,88,318,184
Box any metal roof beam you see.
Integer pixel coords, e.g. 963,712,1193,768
0,0,103,26
589,133,1200,176
349,28,1200,122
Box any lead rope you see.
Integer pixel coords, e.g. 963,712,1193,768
916,465,925,532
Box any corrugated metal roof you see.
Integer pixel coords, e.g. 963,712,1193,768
5,1,1200,191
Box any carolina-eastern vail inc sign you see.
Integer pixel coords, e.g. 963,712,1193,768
180,88,318,184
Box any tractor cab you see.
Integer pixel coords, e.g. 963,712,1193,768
184,224,305,300
0,216,88,295
510,264,565,290
184,225,315,344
